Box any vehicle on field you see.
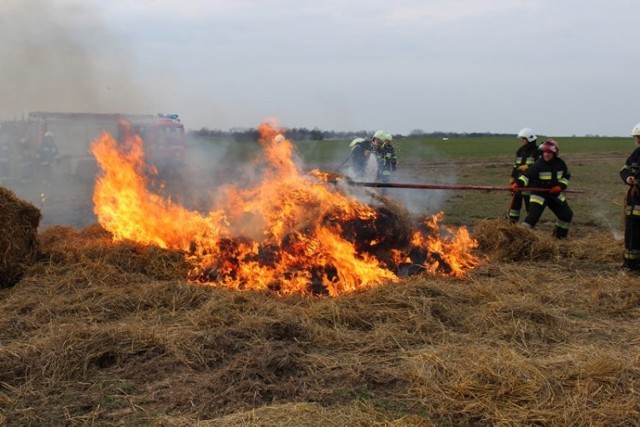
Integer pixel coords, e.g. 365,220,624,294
0,112,186,181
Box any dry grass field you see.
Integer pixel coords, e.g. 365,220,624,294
1,134,639,425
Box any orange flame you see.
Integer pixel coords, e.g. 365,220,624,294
92,126,227,254
408,212,480,277
91,121,479,296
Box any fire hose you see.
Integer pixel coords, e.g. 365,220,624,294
330,180,585,193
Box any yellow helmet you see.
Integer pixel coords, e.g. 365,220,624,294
373,130,386,140
349,137,366,148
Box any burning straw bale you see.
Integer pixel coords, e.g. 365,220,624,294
0,186,41,288
337,198,413,262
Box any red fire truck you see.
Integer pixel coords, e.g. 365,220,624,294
131,113,186,170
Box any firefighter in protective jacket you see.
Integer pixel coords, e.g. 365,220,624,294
349,137,372,179
373,132,397,183
508,127,540,222
511,139,573,238
619,122,640,270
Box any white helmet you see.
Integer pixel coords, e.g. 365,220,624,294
382,132,393,143
517,127,537,143
632,123,640,136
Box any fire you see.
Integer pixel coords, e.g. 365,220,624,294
91,121,480,296
408,212,479,277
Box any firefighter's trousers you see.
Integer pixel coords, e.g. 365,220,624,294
524,192,573,238
508,191,531,222
624,189,640,269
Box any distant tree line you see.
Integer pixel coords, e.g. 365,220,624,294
408,129,515,138
189,127,516,142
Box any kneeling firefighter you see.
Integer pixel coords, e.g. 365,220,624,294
511,139,573,238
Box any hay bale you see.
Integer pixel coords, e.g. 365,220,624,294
473,219,621,265
472,219,558,261
38,224,190,281
0,187,41,287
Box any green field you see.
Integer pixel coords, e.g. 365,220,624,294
294,136,632,163
197,135,632,164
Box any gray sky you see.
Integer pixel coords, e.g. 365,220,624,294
2,0,639,136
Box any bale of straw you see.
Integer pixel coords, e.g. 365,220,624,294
0,187,41,287
38,223,190,281
472,219,558,261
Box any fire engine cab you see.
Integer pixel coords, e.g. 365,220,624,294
134,114,186,170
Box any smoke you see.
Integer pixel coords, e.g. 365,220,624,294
0,0,158,228
391,142,456,214
590,195,624,240
340,141,455,215
0,0,147,119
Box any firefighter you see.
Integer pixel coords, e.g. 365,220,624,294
349,137,372,179
511,139,573,238
619,122,640,271
508,127,540,222
373,132,397,184
370,130,386,156
36,131,59,184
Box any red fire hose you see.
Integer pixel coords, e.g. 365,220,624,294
331,180,584,193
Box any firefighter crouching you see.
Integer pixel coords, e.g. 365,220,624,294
508,127,540,222
619,122,640,271
511,139,573,238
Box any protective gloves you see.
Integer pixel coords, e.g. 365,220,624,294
550,185,562,195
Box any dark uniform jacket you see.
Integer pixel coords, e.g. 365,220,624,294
511,141,540,180
516,156,570,194
620,146,640,216
374,143,397,176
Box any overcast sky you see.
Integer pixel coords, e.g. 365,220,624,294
2,0,639,136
